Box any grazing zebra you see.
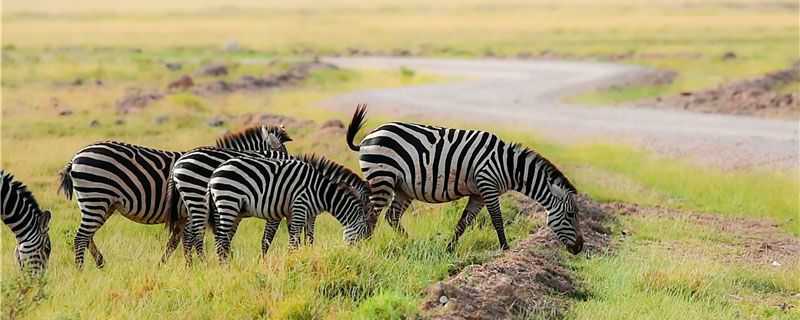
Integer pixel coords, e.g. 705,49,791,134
206,155,376,261
1,171,52,275
171,148,292,264
58,125,289,269
172,146,373,264
345,105,584,254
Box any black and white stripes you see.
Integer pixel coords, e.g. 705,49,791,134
207,155,376,261
1,171,52,275
58,125,289,268
345,105,583,254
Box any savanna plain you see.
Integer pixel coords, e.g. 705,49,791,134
1,1,798,319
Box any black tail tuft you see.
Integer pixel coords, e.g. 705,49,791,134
58,162,74,200
164,178,184,236
206,188,217,233
346,104,368,152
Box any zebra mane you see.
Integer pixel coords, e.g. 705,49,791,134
215,125,292,147
297,154,369,195
509,143,577,193
1,171,44,215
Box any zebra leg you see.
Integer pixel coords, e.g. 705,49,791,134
385,192,411,237
260,219,281,257
88,239,105,268
74,204,112,269
481,192,509,250
304,214,317,246
288,208,308,250
446,196,485,252
189,211,206,263
181,218,195,266
160,224,183,265
212,199,240,263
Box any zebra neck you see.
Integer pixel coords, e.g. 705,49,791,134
318,186,355,226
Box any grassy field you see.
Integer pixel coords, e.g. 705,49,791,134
4,0,798,102
2,1,799,319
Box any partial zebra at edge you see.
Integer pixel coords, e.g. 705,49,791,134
1,170,53,275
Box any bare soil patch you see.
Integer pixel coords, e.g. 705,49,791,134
420,196,799,319
420,195,613,319
639,61,800,119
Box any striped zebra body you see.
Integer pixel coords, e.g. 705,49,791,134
207,156,375,261
346,105,583,254
171,148,293,264
59,141,184,268
1,171,52,275
58,125,290,269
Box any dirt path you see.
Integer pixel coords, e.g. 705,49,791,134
320,57,799,171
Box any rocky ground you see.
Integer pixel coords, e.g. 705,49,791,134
115,61,336,114
637,61,800,119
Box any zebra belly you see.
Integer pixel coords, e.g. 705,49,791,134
399,170,478,204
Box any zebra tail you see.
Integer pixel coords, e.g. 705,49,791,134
164,179,183,236
206,188,217,233
58,161,74,200
346,104,368,152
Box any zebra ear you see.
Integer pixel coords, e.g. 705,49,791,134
549,183,567,200
265,134,283,151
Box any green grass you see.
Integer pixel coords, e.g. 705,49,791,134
569,84,672,105
558,143,799,234
568,215,800,320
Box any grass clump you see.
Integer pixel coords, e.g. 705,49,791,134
352,291,417,320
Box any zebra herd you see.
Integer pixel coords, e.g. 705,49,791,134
2,105,583,275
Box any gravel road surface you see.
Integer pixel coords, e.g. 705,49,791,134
321,57,798,171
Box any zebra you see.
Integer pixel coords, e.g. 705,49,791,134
1,171,52,275
170,148,292,264
345,105,584,254
57,125,290,269
206,155,376,262
172,146,374,264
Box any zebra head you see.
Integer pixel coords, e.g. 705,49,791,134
335,183,374,244
15,210,52,275
215,124,292,153
545,179,583,255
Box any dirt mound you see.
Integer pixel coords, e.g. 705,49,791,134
641,61,800,119
197,63,229,77
113,61,334,112
115,89,164,113
239,113,315,129
193,61,336,95
420,195,613,319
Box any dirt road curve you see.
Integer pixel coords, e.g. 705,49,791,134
321,57,798,171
